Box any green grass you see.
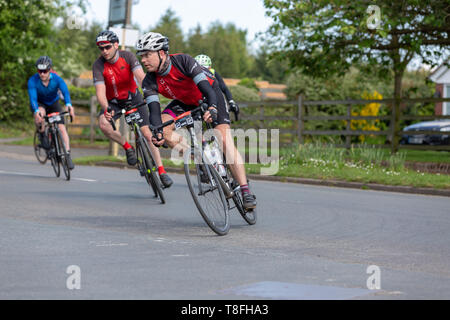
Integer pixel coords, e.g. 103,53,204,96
244,143,450,189
3,130,448,189
0,124,33,139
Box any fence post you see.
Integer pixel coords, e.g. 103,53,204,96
89,96,97,144
259,103,264,130
345,104,351,149
392,98,401,154
297,95,304,144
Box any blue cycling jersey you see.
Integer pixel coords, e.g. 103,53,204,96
27,72,72,114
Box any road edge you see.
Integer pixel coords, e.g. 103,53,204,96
92,161,450,197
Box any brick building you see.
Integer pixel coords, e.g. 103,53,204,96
429,62,450,115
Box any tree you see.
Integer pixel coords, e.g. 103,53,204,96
248,45,290,83
263,0,450,150
51,19,103,77
184,22,252,78
0,0,87,123
150,8,186,54
185,25,209,56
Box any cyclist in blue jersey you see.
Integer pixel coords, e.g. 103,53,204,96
28,56,75,170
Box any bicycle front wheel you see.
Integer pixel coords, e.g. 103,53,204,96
48,131,60,177
56,129,70,181
33,130,48,164
184,152,229,236
137,138,165,204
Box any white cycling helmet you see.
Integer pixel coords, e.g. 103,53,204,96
195,54,212,68
135,32,169,55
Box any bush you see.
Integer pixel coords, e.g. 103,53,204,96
229,85,260,102
238,77,259,91
67,85,96,101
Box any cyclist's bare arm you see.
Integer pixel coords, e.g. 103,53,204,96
95,83,112,120
133,67,146,88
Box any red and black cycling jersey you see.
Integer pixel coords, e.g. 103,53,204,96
142,53,216,106
92,50,142,101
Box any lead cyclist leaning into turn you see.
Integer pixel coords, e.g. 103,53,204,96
135,32,256,210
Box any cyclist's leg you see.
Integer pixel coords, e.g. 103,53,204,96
98,109,127,145
35,106,47,132
160,101,190,153
213,90,256,208
98,103,137,165
214,124,244,177
137,99,173,187
35,104,50,149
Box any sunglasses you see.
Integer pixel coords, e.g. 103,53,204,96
98,44,113,51
38,69,50,74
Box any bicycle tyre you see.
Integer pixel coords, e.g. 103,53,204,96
49,131,60,178
184,153,229,236
56,129,70,181
33,130,48,164
138,138,165,204
137,145,158,197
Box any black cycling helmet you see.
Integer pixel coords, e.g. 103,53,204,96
96,30,119,45
35,56,52,71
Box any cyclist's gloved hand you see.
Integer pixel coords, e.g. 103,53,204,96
66,105,75,122
229,100,239,113
104,107,114,122
34,110,43,124
204,104,218,123
151,128,165,147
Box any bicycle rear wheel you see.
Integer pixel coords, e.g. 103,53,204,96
56,129,70,181
137,138,165,204
33,130,48,164
184,151,229,236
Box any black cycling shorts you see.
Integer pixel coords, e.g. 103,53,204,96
99,90,150,127
38,100,65,124
162,87,231,127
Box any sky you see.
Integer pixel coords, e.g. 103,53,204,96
84,0,274,51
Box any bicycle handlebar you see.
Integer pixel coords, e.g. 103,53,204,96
107,101,148,131
149,101,208,134
43,111,72,124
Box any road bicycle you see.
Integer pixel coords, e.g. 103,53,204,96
108,101,166,204
151,101,256,235
33,111,72,180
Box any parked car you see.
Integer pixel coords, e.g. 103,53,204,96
400,120,450,145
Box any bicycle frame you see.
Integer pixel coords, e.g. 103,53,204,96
45,111,68,159
155,105,235,198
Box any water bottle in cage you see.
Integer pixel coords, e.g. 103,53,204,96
203,141,227,177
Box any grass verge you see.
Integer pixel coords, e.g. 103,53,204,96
72,143,450,190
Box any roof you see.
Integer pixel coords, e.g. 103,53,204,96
429,60,450,84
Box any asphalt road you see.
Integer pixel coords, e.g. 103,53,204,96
0,149,450,300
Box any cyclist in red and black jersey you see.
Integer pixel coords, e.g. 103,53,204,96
93,30,172,188
136,32,256,209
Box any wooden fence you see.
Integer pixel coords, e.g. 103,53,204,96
68,96,450,153
239,97,450,152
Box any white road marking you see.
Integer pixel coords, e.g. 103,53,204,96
0,170,97,182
